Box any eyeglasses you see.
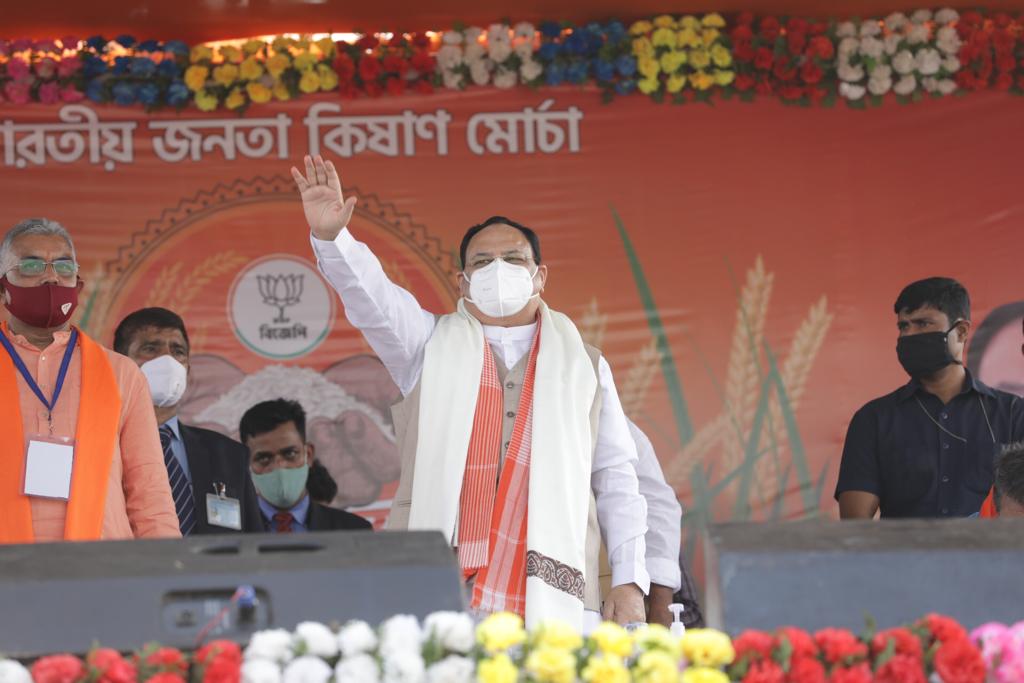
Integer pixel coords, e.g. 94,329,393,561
9,258,79,278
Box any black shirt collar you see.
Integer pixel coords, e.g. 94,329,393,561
895,368,996,403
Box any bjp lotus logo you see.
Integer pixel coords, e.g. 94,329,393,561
257,273,304,323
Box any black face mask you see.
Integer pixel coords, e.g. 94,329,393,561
896,322,963,379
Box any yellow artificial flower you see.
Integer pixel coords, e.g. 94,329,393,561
293,51,317,72
294,37,311,51
298,69,321,93
676,28,701,49
212,63,240,86
317,63,339,90
701,28,721,46
477,654,518,683
652,14,677,29
633,650,680,683
689,71,715,90
272,36,294,54
633,625,680,655
183,65,209,91
240,57,264,81
632,37,655,58
678,15,700,30
680,630,735,669
638,55,660,79
681,668,730,683
194,89,218,112
689,48,711,69
266,53,290,79
637,77,660,94
272,80,292,101
532,621,583,652
651,27,677,48
702,13,726,27
711,44,732,67
246,81,273,103
189,44,213,62
224,86,246,110
315,37,336,57
666,74,687,93
525,646,576,683
589,622,633,658
660,50,687,73
629,20,653,35
714,69,735,86
582,654,629,683
243,39,265,56
477,613,527,653
219,45,243,64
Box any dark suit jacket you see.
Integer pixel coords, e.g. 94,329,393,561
179,423,264,534
308,503,372,531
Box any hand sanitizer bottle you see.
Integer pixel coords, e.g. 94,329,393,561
668,603,686,638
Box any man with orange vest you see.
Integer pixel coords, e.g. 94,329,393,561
979,442,1024,518
0,218,180,543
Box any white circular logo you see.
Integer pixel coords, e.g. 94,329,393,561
228,254,336,360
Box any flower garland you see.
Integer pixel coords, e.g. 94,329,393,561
972,621,1024,683
436,23,540,90
77,36,190,109
0,38,86,105
628,14,735,102
955,11,1022,92
533,21,637,99
333,33,435,98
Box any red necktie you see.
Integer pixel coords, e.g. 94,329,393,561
273,511,294,533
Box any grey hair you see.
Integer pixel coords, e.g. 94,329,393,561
0,218,77,276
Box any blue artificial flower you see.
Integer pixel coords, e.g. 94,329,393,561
137,82,161,106
615,55,637,77
157,60,181,78
544,63,565,86
137,39,161,52
85,80,107,103
539,21,562,39
112,56,132,75
564,31,588,55
605,21,626,43
566,61,589,84
115,34,137,48
584,29,604,54
129,57,158,77
166,80,189,106
164,40,189,56
82,54,108,78
594,59,615,82
85,35,107,50
537,42,561,62
614,79,636,95
111,82,137,105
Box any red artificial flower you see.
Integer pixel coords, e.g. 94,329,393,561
333,53,356,82
993,12,1013,28
808,35,834,61
813,629,867,666
144,648,187,676
753,47,774,71
960,10,984,27
742,659,785,683
871,628,923,661
146,675,186,683
339,82,360,98
354,35,379,51
388,34,407,48
772,56,796,81
805,85,828,104
410,50,435,73
874,654,925,683
737,11,755,26
733,40,755,62
201,658,238,683
778,627,819,660
786,656,825,683
997,53,1016,73
411,32,431,49
760,16,781,41
787,32,807,56
754,78,774,96
1017,74,1024,90
779,85,803,100
800,61,823,84
923,614,969,644
786,17,809,34
195,641,241,668
734,73,756,91
956,70,979,90
731,25,754,42
414,78,434,94
363,80,383,97
734,630,776,662
32,655,86,683
88,649,136,683
358,56,382,82
993,30,1015,54
825,663,871,683
977,57,993,82
385,76,405,95
807,21,827,35
382,54,409,75
933,638,986,683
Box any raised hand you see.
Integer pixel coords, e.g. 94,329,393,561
290,154,357,241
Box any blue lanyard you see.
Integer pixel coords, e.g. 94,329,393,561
0,328,78,415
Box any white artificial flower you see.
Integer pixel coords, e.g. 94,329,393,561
883,12,909,30
0,660,31,683
910,9,933,24
294,622,338,659
907,24,930,45
493,68,518,89
836,21,857,38
915,48,942,76
937,78,957,95
942,55,961,73
860,36,885,59
860,21,882,37
338,620,379,658
514,42,533,60
282,657,332,683
383,652,425,683
469,59,492,85
441,31,463,46
868,74,892,95
883,34,902,55
336,656,381,683
519,59,543,81
246,629,295,664
488,41,512,63
426,657,474,683
921,76,939,92
893,74,917,95
838,37,860,56
424,612,476,655
464,27,484,44
442,71,465,89
838,62,865,82
463,43,486,62
936,26,961,55
892,50,916,75
379,615,423,659
436,45,462,70
487,24,511,46
870,64,892,80
243,660,283,683
513,22,536,40
935,8,960,24
839,82,867,100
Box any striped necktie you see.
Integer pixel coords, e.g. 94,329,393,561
159,425,196,536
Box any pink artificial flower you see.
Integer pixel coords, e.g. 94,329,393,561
38,81,61,104
4,81,31,104
6,57,30,80
57,56,81,77
35,57,58,79
0,40,9,56
60,35,80,51
970,622,1009,668
60,86,85,102
34,39,58,53
11,38,33,52
996,652,1024,683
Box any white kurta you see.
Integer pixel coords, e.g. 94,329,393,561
311,229,650,593
628,419,683,591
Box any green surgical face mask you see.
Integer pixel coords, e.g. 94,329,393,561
251,463,309,509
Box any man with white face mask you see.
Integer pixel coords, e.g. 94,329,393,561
292,155,650,631
114,307,263,535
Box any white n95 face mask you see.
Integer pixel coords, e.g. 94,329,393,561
140,355,188,407
465,258,539,319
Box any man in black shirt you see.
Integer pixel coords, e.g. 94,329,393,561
836,277,1024,519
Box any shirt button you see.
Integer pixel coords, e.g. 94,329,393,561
503,441,510,449
941,476,950,483
941,412,948,420
506,411,515,418
506,382,515,389
942,443,950,450
941,507,949,515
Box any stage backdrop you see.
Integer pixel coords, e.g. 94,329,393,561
2,88,1023,567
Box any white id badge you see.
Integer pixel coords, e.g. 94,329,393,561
24,437,75,500
206,494,242,530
